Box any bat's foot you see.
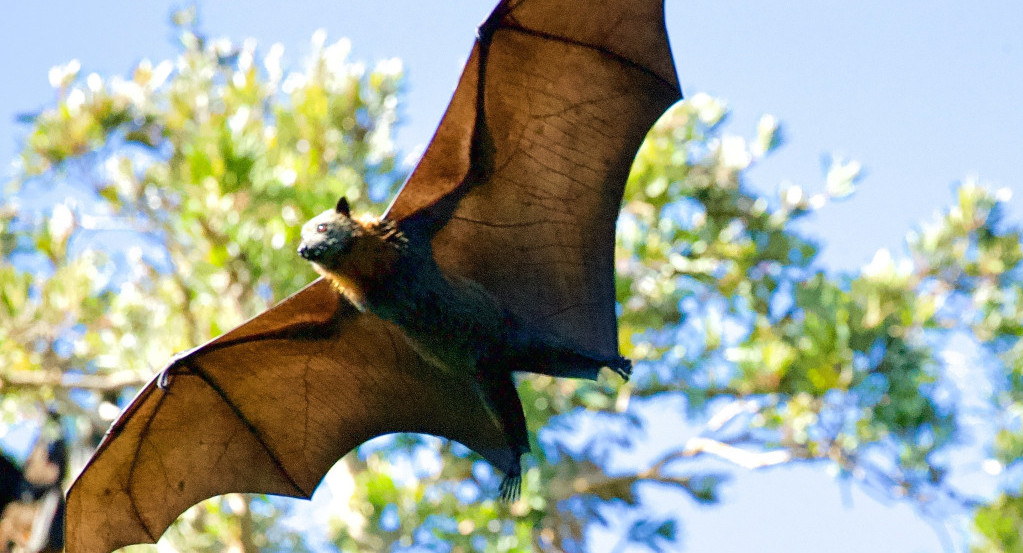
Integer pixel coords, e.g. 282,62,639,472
573,350,634,381
497,449,525,503
499,471,521,503
608,356,632,381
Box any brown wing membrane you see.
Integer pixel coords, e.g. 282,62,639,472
66,280,514,553
67,1,682,551
386,0,681,369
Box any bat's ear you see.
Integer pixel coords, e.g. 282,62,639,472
335,196,351,218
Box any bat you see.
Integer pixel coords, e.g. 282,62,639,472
65,0,681,551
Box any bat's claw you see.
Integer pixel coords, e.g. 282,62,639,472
498,452,524,503
157,366,174,389
499,471,521,503
609,356,632,381
157,346,200,389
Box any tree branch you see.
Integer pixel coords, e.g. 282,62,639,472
681,437,792,470
1,370,150,392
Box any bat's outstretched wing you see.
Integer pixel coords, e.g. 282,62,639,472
387,0,681,375
66,280,514,553
66,1,681,552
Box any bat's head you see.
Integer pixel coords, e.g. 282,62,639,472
298,196,359,269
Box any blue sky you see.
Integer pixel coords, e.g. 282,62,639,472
3,1,1022,551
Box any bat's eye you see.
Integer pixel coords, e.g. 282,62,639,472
316,223,328,233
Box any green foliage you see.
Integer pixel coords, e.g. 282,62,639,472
3,17,1023,553
974,490,1023,553
3,20,403,552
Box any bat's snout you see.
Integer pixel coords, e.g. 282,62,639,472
298,243,321,261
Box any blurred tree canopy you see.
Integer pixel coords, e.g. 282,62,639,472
2,13,1023,553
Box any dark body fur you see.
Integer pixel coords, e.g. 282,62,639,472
299,199,628,499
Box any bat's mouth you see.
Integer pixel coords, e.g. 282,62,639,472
297,243,325,261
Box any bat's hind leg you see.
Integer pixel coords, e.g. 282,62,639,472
476,362,529,502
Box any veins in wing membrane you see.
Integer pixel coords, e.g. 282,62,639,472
493,18,679,95
125,388,166,542
181,360,305,496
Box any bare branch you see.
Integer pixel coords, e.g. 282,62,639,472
1,370,150,392
681,437,792,470
705,397,764,432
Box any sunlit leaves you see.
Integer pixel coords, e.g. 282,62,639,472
618,94,1022,542
822,154,861,199
973,490,1023,553
3,19,405,553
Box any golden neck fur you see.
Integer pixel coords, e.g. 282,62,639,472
314,217,405,309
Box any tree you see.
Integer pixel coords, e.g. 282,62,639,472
2,15,1022,553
